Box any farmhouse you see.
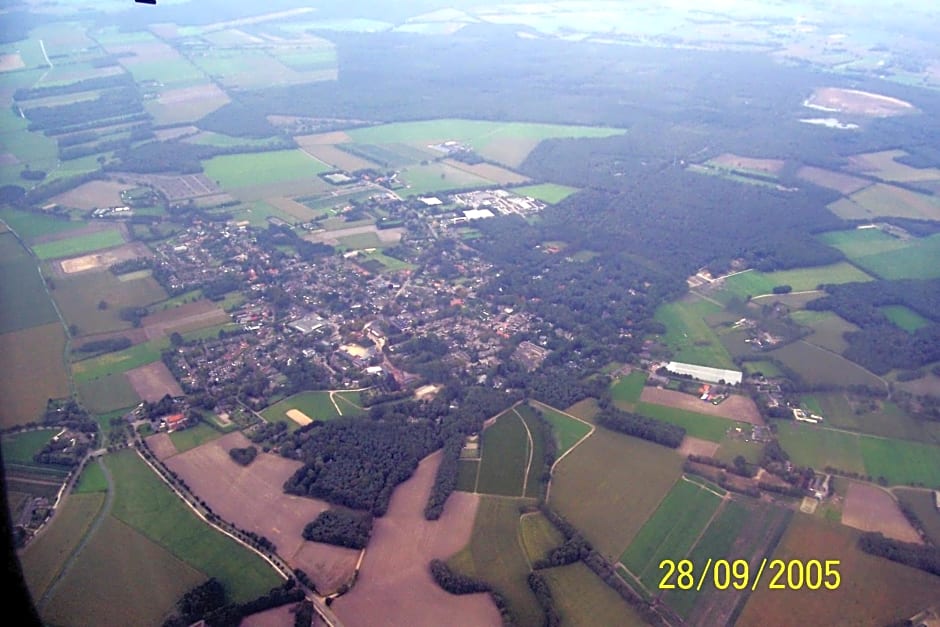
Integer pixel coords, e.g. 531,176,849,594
666,361,743,385
164,413,188,432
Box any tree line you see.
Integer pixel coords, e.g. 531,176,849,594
302,509,373,550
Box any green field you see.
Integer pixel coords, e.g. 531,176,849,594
881,305,933,331
636,402,737,443
0,233,59,334
793,311,858,354
261,390,363,424
1,428,56,466
105,450,280,601
531,402,592,457
655,297,735,369
776,422,866,474
620,478,722,585
346,120,625,168
20,492,105,602
77,373,140,414
31,229,125,260
517,405,547,498
542,562,647,626
818,228,911,259
0,209,87,243
72,339,168,383
456,459,479,492
550,429,684,558
203,150,331,190
513,183,579,204
894,488,940,545
448,496,542,627
767,341,886,390
610,371,648,408
168,422,223,453
519,512,564,563
815,393,940,444
821,228,940,280
356,249,416,272
741,360,784,378
53,271,167,336
399,162,494,196
475,408,530,496
74,460,108,493
716,263,874,303
43,515,206,627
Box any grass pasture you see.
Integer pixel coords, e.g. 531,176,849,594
53,271,167,336
475,409,530,497
399,162,494,196
74,461,108,493
636,402,737,443
846,149,940,183
168,422,223,454
549,429,684,558
894,488,940,545
203,150,330,191
519,512,564,564
852,234,940,280
655,297,735,369
833,183,940,221
0,209,86,243
796,311,859,354
881,305,932,331
31,229,125,261
20,492,105,602
260,390,362,424
0,233,59,335
542,562,647,626
531,402,592,457
1,428,57,466
716,263,873,303
448,496,542,627
72,338,168,383
105,450,280,601
815,393,940,444
513,183,579,204
738,514,940,627
610,371,648,409
767,341,885,390
77,373,140,414
620,478,722,587
776,422,866,475
0,323,69,428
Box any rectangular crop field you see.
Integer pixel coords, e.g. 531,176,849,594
655,297,735,369
447,496,543,627
846,149,940,183
0,323,69,428
53,271,167,337
513,183,579,204
717,263,873,303
31,229,125,260
636,402,736,443
766,341,885,389
1,428,57,466
894,488,940,545
620,478,722,585
399,162,494,196
72,338,167,383
850,234,940,280
517,405,547,498
530,401,592,457
818,228,911,259
78,373,141,414
549,429,684,558
816,393,940,444
475,408,529,497
836,183,940,221
0,209,87,243
21,492,105,601
168,422,223,454
542,562,647,626
75,460,108,494
859,437,940,488
105,450,281,601
776,422,866,474
203,150,331,190
0,233,59,334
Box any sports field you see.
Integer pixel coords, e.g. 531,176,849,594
0,233,59,334
513,183,579,203
203,150,331,190
655,297,735,369
549,429,684,558
31,229,125,260
620,478,723,586
448,496,543,627
105,450,280,601
542,562,647,626
260,390,362,424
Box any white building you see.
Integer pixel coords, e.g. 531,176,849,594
665,361,743,385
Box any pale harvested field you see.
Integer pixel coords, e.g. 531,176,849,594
126,361,183,402
286,409,312,426
0,53,25,72
158,83,229,106
443,159,530,185
305,224,404,245
677,436,720,458
242,603,304,627
295,131,353,145
106,40,183,63
154,126,200,141
51,180,128,210
796,166,870,194
146,433,180,460
640,387,764,425
845,149,940,183
164,432,358,593
267,196,317,221
0,323,69,428
301,144,379,172
806,87,915,116
849,183,940,221
333,451,500,627
897,372,940,396
842,482,922,543
59,241,152,274
712,153,785,174
142,300,230,340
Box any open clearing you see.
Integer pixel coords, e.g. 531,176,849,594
442,158,529,185
333,451,499,627
447,496,542,626
519,512,564,564
0,323,69,428
106,449,281,601
805,87,915,116
125,361,184,402
640,387,763,425
845,149,940,183
767,341,885,389
296,142,380,172
881,305,932,332
513,183,579,203
841,482,921,543
21,492,105,601
710,153,784,175
542,562,646,626
715,262,873,303
43,515,206,627
850,234,940,280
72,338,167,383
78,373,141,414
549,429,683,559
163,431,358,593
738,515,940,627
610,370,647,409
796,166,870,194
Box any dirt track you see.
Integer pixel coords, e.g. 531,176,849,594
333,451,500,627
163,432,358,593
640,387,764,425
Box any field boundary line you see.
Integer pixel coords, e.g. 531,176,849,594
329,391,343,416
681,474,726,498
515,408,535,498
681,498,727,562
517,511,535,570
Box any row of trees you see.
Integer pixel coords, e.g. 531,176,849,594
595,407,685,449
857,532,940,577
162,578,305,627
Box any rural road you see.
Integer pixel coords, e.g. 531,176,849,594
37,456,115,611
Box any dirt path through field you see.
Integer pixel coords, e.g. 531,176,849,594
515,408,535,497
529,400,596,503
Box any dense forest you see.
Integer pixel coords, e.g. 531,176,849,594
302,509,372,549
595,406,686,449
